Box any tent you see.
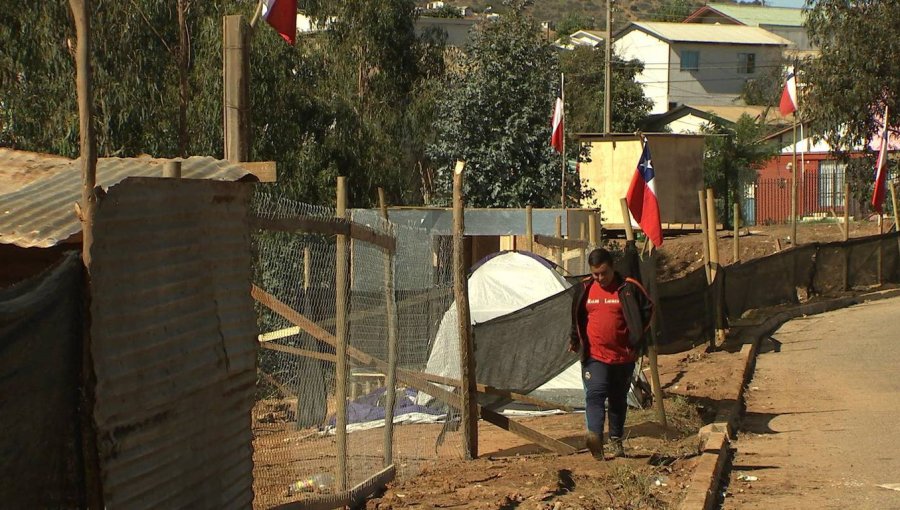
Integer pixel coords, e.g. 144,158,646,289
421,250,647,410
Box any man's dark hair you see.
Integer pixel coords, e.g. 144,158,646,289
588,248,614,267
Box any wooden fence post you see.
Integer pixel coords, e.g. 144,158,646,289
453,162,477,460
620,198,666,427
588,211,598,247
526,205,534,253
554,216,563,268
378,188,399,468
698,190,712,284
891,181,900,281
705,189,725,348
335,176,350,490
223,15,249,162
163,160,182,178
579,223,587,274
843,181,851,291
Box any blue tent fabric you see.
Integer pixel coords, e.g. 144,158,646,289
327,387,445,427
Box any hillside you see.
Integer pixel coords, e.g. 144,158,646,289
424,0,731,29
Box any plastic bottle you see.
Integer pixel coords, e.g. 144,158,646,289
287,473,334,495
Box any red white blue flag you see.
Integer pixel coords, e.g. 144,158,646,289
872,105,890,214
626,141,664,247
262,0,297,45
779,68,798,116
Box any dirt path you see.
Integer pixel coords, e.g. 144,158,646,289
724,297,900,509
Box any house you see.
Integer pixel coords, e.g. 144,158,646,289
614,22,792,114
0,149,273,286
645,103,791,134
555,30,606,50
683,2,814,54
415,17,477,47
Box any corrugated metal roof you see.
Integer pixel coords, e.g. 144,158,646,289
0,150,255,248
701,3,805,28
90,178,256,509
683,104,792,125
630,22,793,46
0,149,70,194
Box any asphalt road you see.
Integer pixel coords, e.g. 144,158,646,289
724,296,900,509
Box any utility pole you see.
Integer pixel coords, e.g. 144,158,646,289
603,0,613,134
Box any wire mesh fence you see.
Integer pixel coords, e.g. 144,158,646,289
250,193,462,509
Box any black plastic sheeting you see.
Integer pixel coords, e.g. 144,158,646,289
0,252,84,507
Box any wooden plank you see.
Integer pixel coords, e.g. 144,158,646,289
480,407,577,455
260,341,336,363
534,234,588,250
257,368,297,400
240,161,277,182
250,215,396,253
378,188,399,468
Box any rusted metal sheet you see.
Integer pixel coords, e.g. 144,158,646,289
90,178,256,509
0,150,255,248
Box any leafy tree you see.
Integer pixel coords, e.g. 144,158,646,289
423,4,463,18
741,57,787,107
702,114,778,225
559,46,652,134
648,0,697,22
803,0,900,207
427,1,563,208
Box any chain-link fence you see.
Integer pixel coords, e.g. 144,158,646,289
250,194,462,509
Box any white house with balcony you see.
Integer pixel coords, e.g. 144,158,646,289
613,22,792,114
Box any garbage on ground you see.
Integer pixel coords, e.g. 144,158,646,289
877,483,900,492
651,475,669,487
287,473,335,496
737,473,759,482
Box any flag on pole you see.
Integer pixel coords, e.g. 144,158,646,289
626,141,664,247
551,97,564,153
872,105,890,214
779,67,798,116
262,0,297,45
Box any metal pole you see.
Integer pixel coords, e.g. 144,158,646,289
453,162,477,460
733,203,740,264
378,188,399,467
603,0,612,134
791,115,798,245
526,205,534,253
335,176,350,490
560,73,566,210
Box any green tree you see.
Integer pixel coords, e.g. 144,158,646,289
648,0,697,22
702,114,778,225
427,2,563,208
803,0,900,207
559,46,652,134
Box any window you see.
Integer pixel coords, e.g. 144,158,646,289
819,161,846,208
738,53,756,74
680,50,699,71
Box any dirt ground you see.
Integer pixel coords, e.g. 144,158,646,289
251,221,888,509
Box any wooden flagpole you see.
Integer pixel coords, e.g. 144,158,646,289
560,73,566,210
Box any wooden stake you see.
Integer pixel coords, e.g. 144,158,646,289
645,251,668,428
589,211,598,247
555,216,563,268
69,0,103,506
698,190,711,284
791,115,798,245
378,188,399,467
223,15,250,162
163,160,182,178
619,198,635,241
733,203,740,264
453,162,477,460
891,181,900,277
705,189,725,348
526,205,534,253
579,223,587,274
335,176,349,490
878,213,884,285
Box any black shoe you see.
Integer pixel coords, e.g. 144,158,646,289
609,436,625,458
586,432,605,460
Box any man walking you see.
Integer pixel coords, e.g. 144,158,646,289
570,248,653,459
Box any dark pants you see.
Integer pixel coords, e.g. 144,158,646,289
582,358,635,439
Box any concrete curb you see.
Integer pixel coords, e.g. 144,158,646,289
677,287,900,510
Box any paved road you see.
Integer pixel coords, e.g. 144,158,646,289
724,297,900,509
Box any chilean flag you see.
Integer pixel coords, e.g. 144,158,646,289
262,0,297,45
626,141,664,247
872,105,890,214
551,97,564,153
779,68,798,116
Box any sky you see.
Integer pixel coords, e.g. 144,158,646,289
763,0,807,8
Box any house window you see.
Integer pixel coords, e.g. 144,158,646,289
738,53,756,74
680,50,699,71
819,161,846,208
